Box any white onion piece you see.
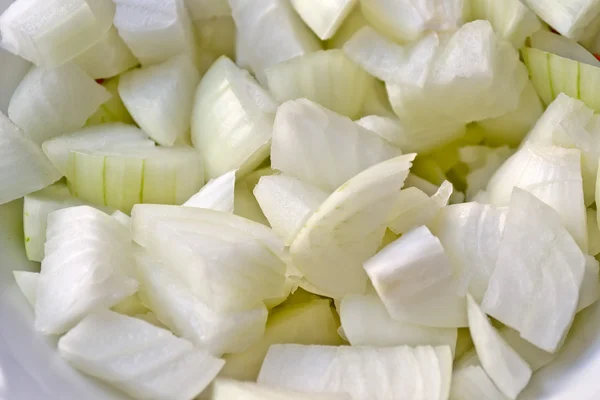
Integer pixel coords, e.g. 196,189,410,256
191,56,278,180
459,146,514,200
365,225,467,328
58,310,224,400
290,0,356,40
131,205,286,312
588,209,600,256
73,27,139,79
359,0,465,43
136,250,267,356
13,271,39,307
184,170,236,212
578,255,600,312
430,202,506,301
42,123,154,176
35,206,138,334
8,63,111,144
86,77,136,126
185,0,231,20
271,99,401,192
521,0,600,39
450,365,508,400
388,180,452,235
114,0,198,67
220,298,342,381
340,294,457,354
194,17,236,74
254,174,328,246
530,31,600,66
258,344,452,400
23,183,86,262
0,112,61,206
469,0,541,48
265,50,374,119
213,379,351,400
486,143,588,251
119,55,200,146
229,0,321,84
0,0,115,67
481,188,586,353
499,327,555,372
290,155,415,298
467,295,532,399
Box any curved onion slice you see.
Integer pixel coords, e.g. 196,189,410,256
13,271,39,307
467,295,532,399
521,0,600,39
481,188,586,353
0,112,61,205
290,0,357,40
58,310,224,400
73,26,139,80
86,77,135,126
191,56,278,180
113,0,198,67
254,174,328,246
184,170,236,212
340,294,457,354
265,50,374,118
450,365,509,400
136,251,267,356
229,0,321,84
258,344,452,400
131,205,286,312
35,206,138,334
8,63,111,144
213,379,351,400
290,155,415,298
119,55,200,146
271,99,401,192
0,0,115,67
364,225,467,328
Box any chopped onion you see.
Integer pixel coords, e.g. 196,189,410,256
184,170,236,212
481,188,586,353
290,155,415,297
0,0,115,67
191,56,278,180
450,365,509,400
521,0,600,39
0,112,61,206
13,270,39,307
499,327,556,372
86,77,136,126
290,0,357,40
8,63,111,144
213,379,352,400
265,50,374,119
58,310,224,400
271,99,402,192
119,55,200,146
35,206,138,334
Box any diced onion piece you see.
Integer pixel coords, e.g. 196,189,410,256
254,174,329,246
220,298,342,382
364,225,467,328
467,295,532,399
230,0,321,84
272,99,401,192
58,310,224,400
191,56,278,180
266,50,373,119
290,155,415,298
588,209,600,256
185,0,231,20
131,205,286,312
119,55,200,146
113,0,198,67
481,188,586,353
450,365,509,400
0,112,61,206
468,0,541,48
86,77,135,126
459,146,514,200
0,0,115,67
340,294,457,354
521,0,600,39
35,206,138,334
23,183,86,261
136,250,267,356
359,0,465,43
42,123,154,176
258,344,452,400
578,255,600,311
326,7,368,49
486,143,587,251
213,379,351,400
194,17,236,74
388,180,452,235
530,31,600,66
13,271,39,307
8,63,111,144
290,0,356,40
430,202,506,301
184,170,236,212
73,26,139,79
66,146,204,213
